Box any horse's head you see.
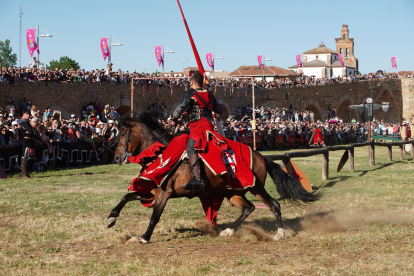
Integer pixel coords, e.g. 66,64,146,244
114,121,142,165
113,113,173,165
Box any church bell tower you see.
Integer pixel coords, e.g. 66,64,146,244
335,24,358,72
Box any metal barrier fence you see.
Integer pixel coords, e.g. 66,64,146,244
0,141,101,174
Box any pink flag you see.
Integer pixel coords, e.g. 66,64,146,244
206,53,214,70
155,46,163,67
391,57,397,69
258,55,264,68
338,54,344,66
26,28,39,58
296,55,302,67
100,38,110,61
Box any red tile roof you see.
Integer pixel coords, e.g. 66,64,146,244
229,65,297,77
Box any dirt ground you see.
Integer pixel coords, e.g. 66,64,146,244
1,148,414,275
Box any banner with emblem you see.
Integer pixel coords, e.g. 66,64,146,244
100,38,110,60
296,55,302,67
258,55,264,68
391,57,397,69
26,28,39,58
338,54,344,66
206,53,214,70
155,46,163,67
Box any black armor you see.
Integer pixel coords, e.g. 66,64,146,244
173,88,222,123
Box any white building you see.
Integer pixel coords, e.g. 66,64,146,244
289,43,356,79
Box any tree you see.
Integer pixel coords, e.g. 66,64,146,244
47,56,80,71
0,39,18,67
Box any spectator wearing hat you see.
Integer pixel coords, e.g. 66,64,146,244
70,114,79,122
108,107,119,121
5,100,15,114
8,109,16,120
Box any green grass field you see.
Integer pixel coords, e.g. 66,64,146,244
1,146,413,275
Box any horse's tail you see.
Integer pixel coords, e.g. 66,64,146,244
264,156,321,205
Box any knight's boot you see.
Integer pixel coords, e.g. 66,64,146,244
21,163,30,178
181,154,205,191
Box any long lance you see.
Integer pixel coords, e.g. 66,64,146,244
176,0,205,76
176,0,225,136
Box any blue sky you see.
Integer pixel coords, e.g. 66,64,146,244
1,0,413,74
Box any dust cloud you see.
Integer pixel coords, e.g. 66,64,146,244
289,210,414,234
195,221,218,237
239,225,273,242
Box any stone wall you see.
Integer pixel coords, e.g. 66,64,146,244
0,78,406,123
402,78,414,122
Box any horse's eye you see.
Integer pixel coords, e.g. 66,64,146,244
121,133,125,137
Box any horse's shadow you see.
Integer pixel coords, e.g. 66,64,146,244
174,211,341,238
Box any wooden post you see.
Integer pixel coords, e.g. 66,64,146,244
349,147,354,172
130,80,134,118
367,120,371,166
252,79,256,150
399,145,404,160
369,143,375,166
322,150,329,180
387,145,392,162
411,142,414,156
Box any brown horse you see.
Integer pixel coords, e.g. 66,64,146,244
108,112,320,243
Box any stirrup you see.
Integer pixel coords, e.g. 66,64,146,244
181,176,205,191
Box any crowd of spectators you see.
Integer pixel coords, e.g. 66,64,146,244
1,59,413,89
1,95,413,175
0,98,121,172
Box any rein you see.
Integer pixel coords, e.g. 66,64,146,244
116,127,133,158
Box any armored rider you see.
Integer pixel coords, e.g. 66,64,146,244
173,72,223,191
20,110,36,178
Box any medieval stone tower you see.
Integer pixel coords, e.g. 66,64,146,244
335,24,359,73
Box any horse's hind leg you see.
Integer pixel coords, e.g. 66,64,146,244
107,192,141,228
250,185,285,240
219,194,255,237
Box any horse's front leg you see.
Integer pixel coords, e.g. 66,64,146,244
133,190,171,244
107,192,142,228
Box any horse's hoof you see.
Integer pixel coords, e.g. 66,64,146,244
127,236,149,244
220,228,235,237
107,217,116,228
273,228,285,241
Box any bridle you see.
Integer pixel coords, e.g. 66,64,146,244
116,126,132,159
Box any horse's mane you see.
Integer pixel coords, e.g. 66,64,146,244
118,110,173,146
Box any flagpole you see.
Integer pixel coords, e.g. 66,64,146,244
130,80,134,118
36,25,39,68
212,51,215,79
262,54,264,82
109,35,111,65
